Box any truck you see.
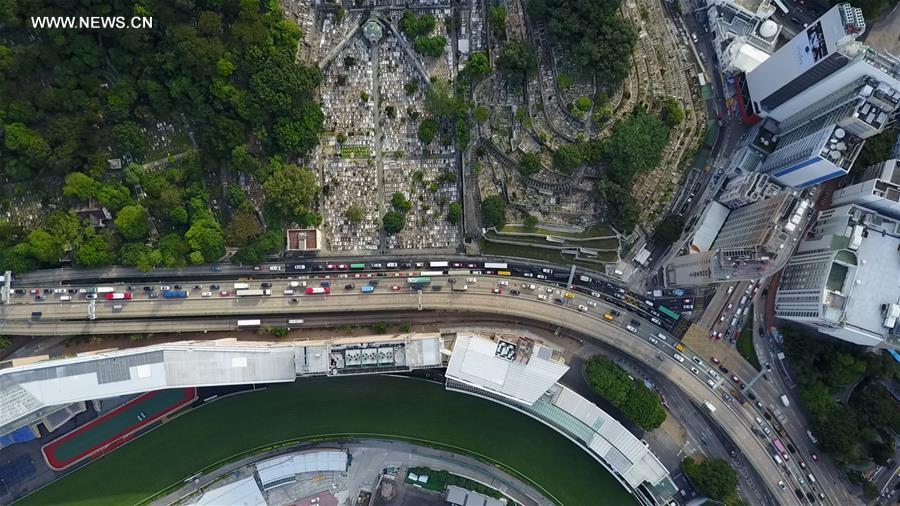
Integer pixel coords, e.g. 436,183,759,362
305,287,330,295
233,282,250,290
91,286,116,294
162,290,188,299
452,284,468,291
105,292,133,300
780,395,790,407
361,285,374,294
236,289,271,296
703,401,716,413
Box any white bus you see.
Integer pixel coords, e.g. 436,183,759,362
483,262,507,269
419,270,444,276
237,319,261,327
429,261,449,268
236,289,271,296
234,282,250,290
287,319,305,325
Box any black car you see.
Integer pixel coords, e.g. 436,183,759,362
795,488,804,500
401,262,412,268
42,288,51,293
610,309,621,317
431,285,442,291
344,283,355,290
174,285,182,289
321,281,330,287
787,443,796,454
630,319,641,327
290,297,299,303
747,391,757,401
554,298,564,305
261,282,272,288
14,289,25,294
143,286,153,291
368,280,378,286
510,289,521,296
805,492,816,504
718,365,729,374
210,284,220,290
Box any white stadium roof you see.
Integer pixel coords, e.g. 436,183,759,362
445,334,568,405
256,450,348,490
191,477,266,506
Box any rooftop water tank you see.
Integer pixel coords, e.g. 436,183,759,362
759,20,778,39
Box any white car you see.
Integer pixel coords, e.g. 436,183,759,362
201,291,212,297
386,262,398,268
160,285,171,291
537,294,548,301
268,265,282,271
648,337,658,344
591,291,601,298
536,274,547,279
587,301,597,307
466,277,477,283
673,353,685,363
690,367,700,375
523,272,534,277
498,280,509,286
707,378,716,388
626,325,637,333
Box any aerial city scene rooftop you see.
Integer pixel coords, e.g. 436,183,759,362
0,0,899,505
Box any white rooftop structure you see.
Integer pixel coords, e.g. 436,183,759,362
690,201,731,252
256,450,348,490
445,334,568,405
191,477,266,506
445,485,503,506
0,334,444,434
832,158,900,219
707,1,780,75
776,204,900,347
545,386,669,489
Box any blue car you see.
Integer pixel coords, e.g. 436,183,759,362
210,266,223,272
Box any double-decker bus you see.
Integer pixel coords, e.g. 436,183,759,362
237,319,261,327
350,263,366,270
407,277,432,286
772,438,790,459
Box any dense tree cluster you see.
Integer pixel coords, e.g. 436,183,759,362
414,36,447,57
593,107,670,233
496,40,538,86
584,356,666,430
782,326,899,466
422,81,471,150
526,0,636,87
0,0,325,273
681,457,740,504
447,202,463,224
0,0,322,181
659,97,685,127
480,195,507,229
519,153,543,177
854,126,896,171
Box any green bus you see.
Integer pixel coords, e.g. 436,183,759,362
407,277,432,286
350,263,366,270
658,306,679,320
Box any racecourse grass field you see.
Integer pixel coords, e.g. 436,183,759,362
20,376,634,506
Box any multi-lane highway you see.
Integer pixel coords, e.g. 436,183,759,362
1,264,836,505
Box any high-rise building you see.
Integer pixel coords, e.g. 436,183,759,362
832,159,900,218
718,172,782,209
775,204,900,347
744,3,868,121
705,0,780,76
730,3,900,188
663,190,810,286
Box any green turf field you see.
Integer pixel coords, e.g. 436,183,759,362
21,376,634,506
49,388,190,463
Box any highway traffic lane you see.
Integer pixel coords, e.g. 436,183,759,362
4,290,798,502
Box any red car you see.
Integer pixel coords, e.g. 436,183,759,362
220,290,230,296
492,288,502,294
391,285,400,291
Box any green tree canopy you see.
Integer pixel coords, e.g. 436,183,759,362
660,97,684,127
346,205,365,224
595,180,640,234
263,162,320,224
552,144,583,175
75,233,115,267
464,51,491,78
391,192,413,214
447,202,462,224
185,217,225,263
681,457,739,502
383,211,406,234
654,215,683,244
601,107,669,186
519,153,542,177
399,10,436,38
481,195,507,229
496,40,537,84
585,357,666,430
225,211,262,247
114,204,150,241
418,118,439,145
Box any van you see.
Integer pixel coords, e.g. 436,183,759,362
656,333,668,341
691,32,698,43
740,296,748,305
807,473,816,484
755,417,763,425
774,455,783,465
730,317,739,327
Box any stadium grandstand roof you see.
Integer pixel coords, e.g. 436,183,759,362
256,450,348,490
191,476,266,506
0,334,444,434
445,334,568,405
